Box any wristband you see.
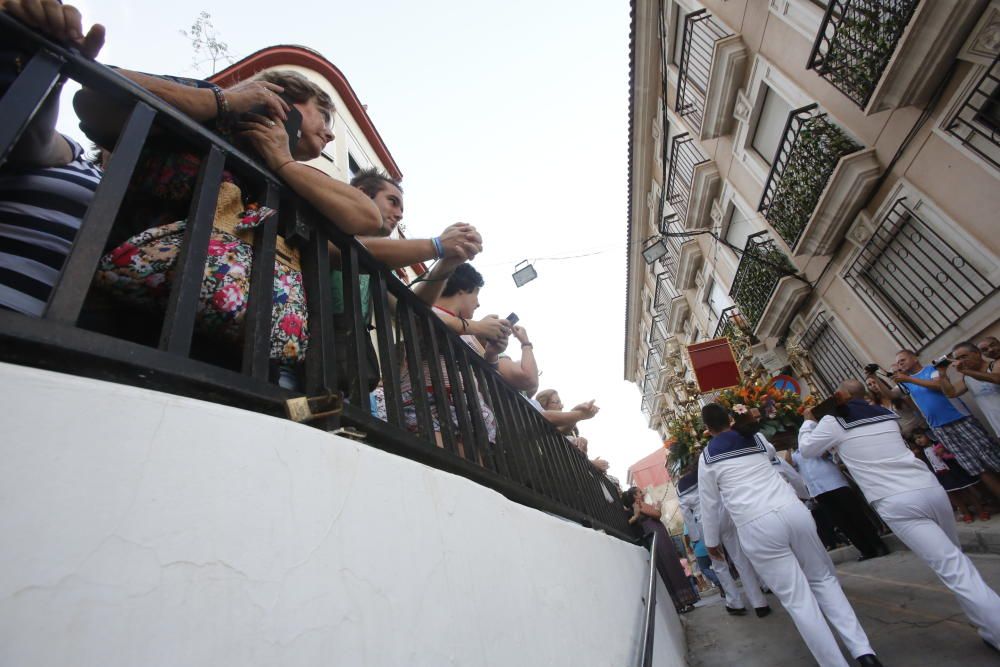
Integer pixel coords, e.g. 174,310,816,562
431,236,445,259
521,342,533,348
210,84,231,125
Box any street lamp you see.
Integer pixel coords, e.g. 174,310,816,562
641,238,669,265
512,260,538,287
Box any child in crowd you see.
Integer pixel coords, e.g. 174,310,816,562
909,428,986,523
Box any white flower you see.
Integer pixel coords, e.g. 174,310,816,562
733,404,749,415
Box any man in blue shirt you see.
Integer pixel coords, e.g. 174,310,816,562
893,349,1000,501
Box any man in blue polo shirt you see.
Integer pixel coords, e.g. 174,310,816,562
893,349,1000,501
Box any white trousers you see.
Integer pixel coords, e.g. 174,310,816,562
713,515,768,610
738,502,873,667
874,486,1000,648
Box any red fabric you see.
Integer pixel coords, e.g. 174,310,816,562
628,448,670,489
687,338,741,392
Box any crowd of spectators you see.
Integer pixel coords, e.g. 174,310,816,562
0,1,617,494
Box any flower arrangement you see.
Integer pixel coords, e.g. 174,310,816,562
715,379,813,440
664,411,710,477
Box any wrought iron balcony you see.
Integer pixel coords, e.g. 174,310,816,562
0,14,632,541
728,232,796,332
945,54,1000,172
713,306,751,342
844,198,998,351
666,133,708,225
796,313,865,398
676,9,732,135
654,271,681,316
758,104,862,250
806,0,920,109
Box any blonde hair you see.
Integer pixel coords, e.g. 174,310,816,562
535,389,559,410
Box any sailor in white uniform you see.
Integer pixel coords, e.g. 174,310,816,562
698,403,880,667
677,464,772,617
799,379,1000,654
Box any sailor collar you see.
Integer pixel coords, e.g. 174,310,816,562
833,399,899,430
703,430,767,465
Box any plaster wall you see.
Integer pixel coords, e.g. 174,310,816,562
0,363,686,667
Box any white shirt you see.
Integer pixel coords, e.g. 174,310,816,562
791,450,849,497
772,456,811,500
965,368,1000,437
798,417,939,503
697,432,801,547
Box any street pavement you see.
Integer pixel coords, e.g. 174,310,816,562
684,548,1000,666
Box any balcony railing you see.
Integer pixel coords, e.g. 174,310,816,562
676,9,732,135
945,54,1000,172
758,104,861,249
806,0,920,109
654,272,681,315
666,134,707,224
844,198,998,351
713,305,750,341
0,15,633,541
729,232,795,332
797,312,865,398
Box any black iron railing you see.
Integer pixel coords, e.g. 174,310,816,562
656,213,685,283
654,272,680,315
676,9,732,134
0,15,633,540
713,305,747,341
806,0,920,108
843,198,998,351
758,104,861,249
665,134,707,224
729,232,794,331
945,54,1000,171
798,312,865,398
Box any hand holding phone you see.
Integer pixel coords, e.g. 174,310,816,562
506,312,519,326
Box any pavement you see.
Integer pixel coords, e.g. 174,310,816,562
684,528,1000,667
824,515,1000,565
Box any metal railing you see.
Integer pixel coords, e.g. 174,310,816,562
638,530,659,667
713,305,748,341
665,134,707,225
945,54,1000,172
0,15,634,541
844,198,998,351
654,272,680,315
676,9,732,135
797,312,866,398
806,0,920,108
758,104,861,249
729,232,794,332
656,213,685,284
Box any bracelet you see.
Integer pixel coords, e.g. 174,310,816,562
210,84,230,120
521,342,533,348
431,236,445,259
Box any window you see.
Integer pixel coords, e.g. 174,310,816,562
751,86,793,166
798,313,864,398
705,279,732,320
671,4,687,66
348,154,362,180
944,56,1000,171
724,207,755,253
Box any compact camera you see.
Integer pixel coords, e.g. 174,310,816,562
932,355,952,368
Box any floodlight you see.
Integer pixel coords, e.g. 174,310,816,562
642,239,669,265
512,260,538,287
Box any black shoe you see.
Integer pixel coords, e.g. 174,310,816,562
856,654,883,666
725,605,747,615
874,545,890,557
754,606,772,618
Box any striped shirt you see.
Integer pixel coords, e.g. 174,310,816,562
0,137,102,315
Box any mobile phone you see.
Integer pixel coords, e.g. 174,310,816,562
247,93,303,154
506,312,519,326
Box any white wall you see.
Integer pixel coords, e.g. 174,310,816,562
0,363,686,667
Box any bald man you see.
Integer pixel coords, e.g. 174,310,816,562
979,336,1000,361
799,379,1000,654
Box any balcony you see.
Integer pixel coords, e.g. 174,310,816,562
713,305,752,342
945,53,1000,172
676,9,748,140
0,16,630,541
666,134,719,230
844,198,999,351
729,233,811,341
807,1,986,114
807,0,919,108
758,104,879,256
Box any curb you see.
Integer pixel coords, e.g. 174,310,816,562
828,523,1000,566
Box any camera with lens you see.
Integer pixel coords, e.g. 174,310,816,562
932,355,951,368
864,363,881,375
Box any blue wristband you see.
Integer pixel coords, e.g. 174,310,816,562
432,237,445,259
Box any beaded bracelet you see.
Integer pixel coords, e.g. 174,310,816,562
210,84,230,121
431,236,445,259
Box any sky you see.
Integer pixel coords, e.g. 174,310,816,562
57,0,664,481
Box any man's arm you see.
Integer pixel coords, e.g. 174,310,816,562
797,418,841,459
410,258,460,306
359,223,482,271
697,462,722,550
938,366,968,398
2,0,105,167
893,372,943,391
497,326,539,393
957,365,1000,386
